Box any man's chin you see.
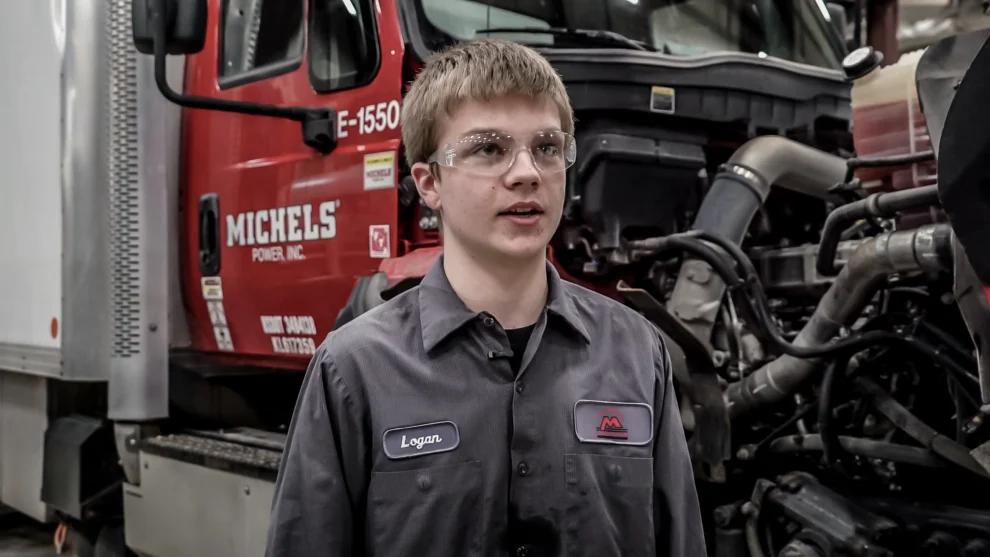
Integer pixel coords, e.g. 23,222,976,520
490,241,549,263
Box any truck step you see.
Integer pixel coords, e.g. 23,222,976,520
139,429,285,482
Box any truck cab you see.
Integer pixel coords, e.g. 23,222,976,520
175,0,848,367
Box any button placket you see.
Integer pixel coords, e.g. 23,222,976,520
482,313,516,369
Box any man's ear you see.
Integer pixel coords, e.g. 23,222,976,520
411,162,441,212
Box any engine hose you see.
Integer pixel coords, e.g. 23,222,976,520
852,376,989,478
818,356,851,469
745,516,766,557
665,136,848,347
632,230,977,387
633,229,973,362
743,279,976,384
817,185,941,277
917,320,979,368
843,149,936,181
664,237,742,288
694,228,976,417
740,503,768,557
767,434,947,468
817,314,925,468
630,227,979,418
687,230,977,387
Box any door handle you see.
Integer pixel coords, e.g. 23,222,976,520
198,193,221,276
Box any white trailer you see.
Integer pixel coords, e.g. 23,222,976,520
0,1,229,554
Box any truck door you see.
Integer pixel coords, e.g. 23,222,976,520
182,0,404,364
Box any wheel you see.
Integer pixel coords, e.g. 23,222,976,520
60,525,95,557
93,524,131,557
332,272,389,329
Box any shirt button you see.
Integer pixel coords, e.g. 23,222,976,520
515,382,524,393
482,316,495,327
516,546,529,557
518,462,529,476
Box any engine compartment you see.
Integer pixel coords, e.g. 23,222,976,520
546,47,853,277
545,33,990,557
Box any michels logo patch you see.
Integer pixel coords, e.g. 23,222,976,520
574,400,653,446
383,421,460,459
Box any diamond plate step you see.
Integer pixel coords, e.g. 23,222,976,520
140,431,284,482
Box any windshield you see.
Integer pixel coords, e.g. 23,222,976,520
418,0,845,71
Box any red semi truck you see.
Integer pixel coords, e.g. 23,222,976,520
16,0,990,556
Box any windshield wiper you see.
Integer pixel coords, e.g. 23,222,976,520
475,27,656,52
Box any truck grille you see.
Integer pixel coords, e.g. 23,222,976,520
107,0,141,358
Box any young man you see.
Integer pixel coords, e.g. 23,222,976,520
265,38,706,557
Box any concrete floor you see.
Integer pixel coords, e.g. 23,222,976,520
0,511,58,557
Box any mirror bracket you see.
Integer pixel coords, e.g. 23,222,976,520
302,112,338,155
135,0,338,155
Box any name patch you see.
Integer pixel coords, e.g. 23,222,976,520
383,421,460,459
574,400,653,445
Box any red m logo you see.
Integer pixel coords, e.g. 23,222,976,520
599,416,623,430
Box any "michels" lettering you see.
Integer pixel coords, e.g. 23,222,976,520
400,434,442,450
226,201,338,247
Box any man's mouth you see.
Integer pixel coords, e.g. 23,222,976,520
498,202,544,218
498,207,543,217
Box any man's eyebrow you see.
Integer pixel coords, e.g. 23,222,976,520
455,126,563,139
456,127,503,139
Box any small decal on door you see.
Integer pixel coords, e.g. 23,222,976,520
201,277,223,300
207,300,227,326
364,151,396,190
213,325,234,352
202,278,233,351
369,225,391,258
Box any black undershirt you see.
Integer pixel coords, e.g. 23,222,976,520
505,324,536,375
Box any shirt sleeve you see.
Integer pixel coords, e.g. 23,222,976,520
652,335,708,557
265,344,368,557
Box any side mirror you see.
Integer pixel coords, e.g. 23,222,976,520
129,0,336,155
132,0,206,55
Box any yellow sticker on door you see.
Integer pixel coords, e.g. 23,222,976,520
201,276,223,300
364,151,396,190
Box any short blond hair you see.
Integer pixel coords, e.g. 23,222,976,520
401,38,575,169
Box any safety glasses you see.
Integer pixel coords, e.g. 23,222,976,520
427,129,577,176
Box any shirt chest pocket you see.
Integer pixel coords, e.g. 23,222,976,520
367,460,485,557
562,453,656,557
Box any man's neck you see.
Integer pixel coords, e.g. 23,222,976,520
442,244,548,330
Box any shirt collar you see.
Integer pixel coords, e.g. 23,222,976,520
418,255,591,353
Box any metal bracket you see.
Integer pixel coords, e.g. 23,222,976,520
617,281,731,483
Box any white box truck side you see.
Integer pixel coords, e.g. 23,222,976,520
0,1,71,370
0,0,184,526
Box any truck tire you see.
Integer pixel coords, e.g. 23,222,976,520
63,526,95,557
332,272,389,330
93,524,129,557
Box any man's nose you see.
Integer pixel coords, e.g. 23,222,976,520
504,148,541,187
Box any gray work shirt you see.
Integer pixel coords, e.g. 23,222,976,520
265,256,707,557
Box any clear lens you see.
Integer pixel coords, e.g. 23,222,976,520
432,130,576,176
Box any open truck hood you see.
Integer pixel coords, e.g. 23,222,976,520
536,47,852,258
917,27,990,285
538,47,850,125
